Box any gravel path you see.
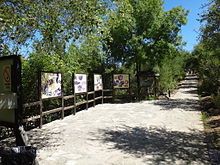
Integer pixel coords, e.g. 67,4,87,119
29,75,209,165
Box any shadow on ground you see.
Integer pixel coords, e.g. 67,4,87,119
153,99,199,111
94,126,209,164
27,128,63,150
183,89,198,95
0,128,63,151
0,137,16,149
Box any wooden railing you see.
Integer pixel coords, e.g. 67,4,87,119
23,89,113,128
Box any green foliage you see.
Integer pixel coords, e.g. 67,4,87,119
1,0,189,103
103,0,188,93
190,0,220,96
158,51,187,91
0,0,105,55
0,0,193,132
22,53,66,102
201,112,209,122
159,58,175,91
22,34,106,102
200,0,220,48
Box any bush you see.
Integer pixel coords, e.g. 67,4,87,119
158,54,186,92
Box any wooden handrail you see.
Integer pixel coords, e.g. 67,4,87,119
22,89,113,128
23,101,41,108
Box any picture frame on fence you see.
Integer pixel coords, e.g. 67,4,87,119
41,72,62,99
74,74,87,94
94,74,103,91
113,74,129,89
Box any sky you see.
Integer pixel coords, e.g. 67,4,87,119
164,0,208,52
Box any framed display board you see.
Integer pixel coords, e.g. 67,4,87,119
41,72,62,99
74,74,87,94
0,55,22,126
113,74,129,89
140,76,155,87
94,74,103,91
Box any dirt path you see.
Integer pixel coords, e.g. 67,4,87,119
29,75,209,165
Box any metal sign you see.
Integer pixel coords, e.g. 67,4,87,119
0,55,22,126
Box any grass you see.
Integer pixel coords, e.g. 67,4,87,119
201,112,209,122
146,95,157,100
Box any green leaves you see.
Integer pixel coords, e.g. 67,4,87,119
200,0,220,48
158,50,187,91
105,0,188,78
0,0,106,55
0,0,191,99
192,0,220,95
100,0,188,92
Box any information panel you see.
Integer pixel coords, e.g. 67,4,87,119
113,74,129,89
94,74,103,91
41,72,62,99
0,56,21,125
74,74,87,94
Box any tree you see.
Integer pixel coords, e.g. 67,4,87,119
103,0,188,95
200,0,220,48
191,0,220,96
0,0,105,55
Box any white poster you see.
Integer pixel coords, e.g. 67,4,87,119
41,72,62,99
94,74,103,91
74,74,87,93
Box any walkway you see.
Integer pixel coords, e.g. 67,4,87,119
29,75,209,165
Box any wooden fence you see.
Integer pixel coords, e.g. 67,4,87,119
23,89,113,128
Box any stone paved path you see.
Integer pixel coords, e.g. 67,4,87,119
28,75,209,165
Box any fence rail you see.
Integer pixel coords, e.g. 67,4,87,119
23,89,113,128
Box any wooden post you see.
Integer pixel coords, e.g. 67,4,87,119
13,56,27,145
93,91,95,107
61,75,64,119
112,74,115,103
39,100,43,128
154,78,157,98
38,72,43,128
61,96,64,119
101,90,104,104
136,60,141,101
74,93,76,115
86,74,89,109
73,73,76,115
129,74,131,102
86,92,88,110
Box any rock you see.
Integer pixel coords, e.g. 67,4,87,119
200,96,215,111
208,108,220,115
